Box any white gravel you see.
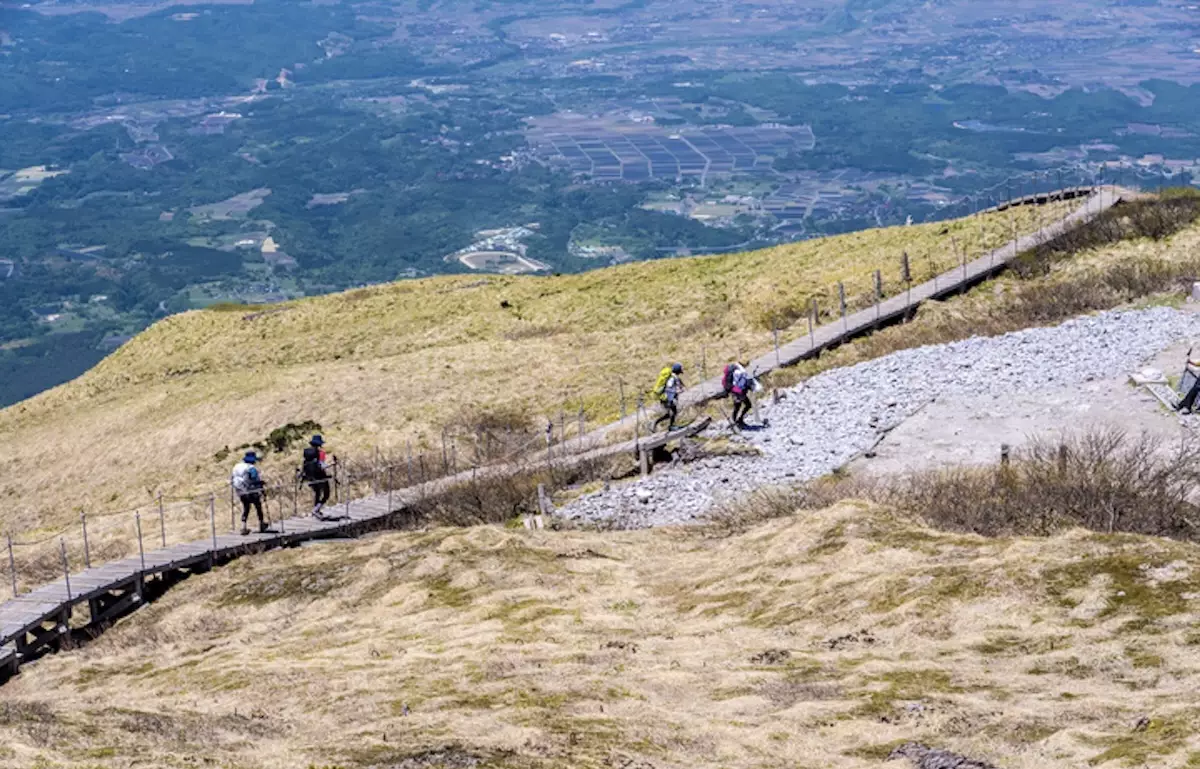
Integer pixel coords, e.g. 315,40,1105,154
560,307,1200,528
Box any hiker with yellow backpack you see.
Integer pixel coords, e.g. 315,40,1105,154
652,363,685,432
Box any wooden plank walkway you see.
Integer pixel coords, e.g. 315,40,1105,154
0,417,711,680
0,188,1121,684
581,187,1125,446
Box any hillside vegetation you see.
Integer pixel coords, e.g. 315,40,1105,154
5,504,1200,768
0,203,1065,538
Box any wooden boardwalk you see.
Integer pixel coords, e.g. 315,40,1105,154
583,187,1125,445
0,188,1122,683
0,418,711,681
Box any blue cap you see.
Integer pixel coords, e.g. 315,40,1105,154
243,451,258,464
672,363,683,373
310,435,324,446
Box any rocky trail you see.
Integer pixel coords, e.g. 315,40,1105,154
561,307,1200,528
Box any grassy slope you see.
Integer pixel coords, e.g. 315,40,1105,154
0,204,1064,537
5,505,1200,768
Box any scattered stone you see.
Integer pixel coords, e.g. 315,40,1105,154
886,742,998,769
826,629,878,650
749,648,791,665
561,308,1200,529
603,640,638,653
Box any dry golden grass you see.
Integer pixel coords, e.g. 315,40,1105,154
6,504,1200,768
771,203,1200,389
0,203,1068,542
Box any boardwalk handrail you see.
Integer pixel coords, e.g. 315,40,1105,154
579,187,1125,447
0,187,1125,683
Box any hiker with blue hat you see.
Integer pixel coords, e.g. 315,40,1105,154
652,362,685,433
300,434,332,520
231,450,268,535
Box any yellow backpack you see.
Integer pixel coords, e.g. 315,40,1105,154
652,366,673,402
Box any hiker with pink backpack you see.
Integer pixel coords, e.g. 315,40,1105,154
722,362,757,429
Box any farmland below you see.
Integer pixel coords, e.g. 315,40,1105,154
2,0,1199,403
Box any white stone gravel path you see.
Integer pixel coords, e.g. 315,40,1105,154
561,308,1200,528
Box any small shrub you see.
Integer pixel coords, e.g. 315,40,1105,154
759,429,1200,542
892,430,1200,539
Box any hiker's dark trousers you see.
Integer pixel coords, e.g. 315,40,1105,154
732,394,751,425
240,493,264,526
654,399,678,431
310,480,331,510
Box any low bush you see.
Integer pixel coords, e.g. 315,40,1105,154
891,430,1200,539
721,429,1200,542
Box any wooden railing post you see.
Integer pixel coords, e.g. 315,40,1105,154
8,535,17,597
158,493,166,548
81,513,91,570
59,538,71,600
135,512,145,571
838,281,847,332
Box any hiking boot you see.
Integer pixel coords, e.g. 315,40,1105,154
259,522,270,533
240,527,250,536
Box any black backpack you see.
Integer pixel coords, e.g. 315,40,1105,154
301,447,327,481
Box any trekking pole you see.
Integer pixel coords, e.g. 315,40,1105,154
441,429,448,475
60,538,72,601
7,534,17,597
135,512,145,571
158,492,166,548
209,493,217,550
229,482,236,533
81,513,91,570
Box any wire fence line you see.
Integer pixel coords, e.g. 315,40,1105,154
0,180,1144,599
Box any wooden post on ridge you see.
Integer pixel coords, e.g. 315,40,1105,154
158,493,166,548
59,539,71,601
838,281,847,333
135,512,145,570
873,270,882,326
81,513,91,570
6,535,16,597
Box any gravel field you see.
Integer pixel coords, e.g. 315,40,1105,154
561,308,1200,528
